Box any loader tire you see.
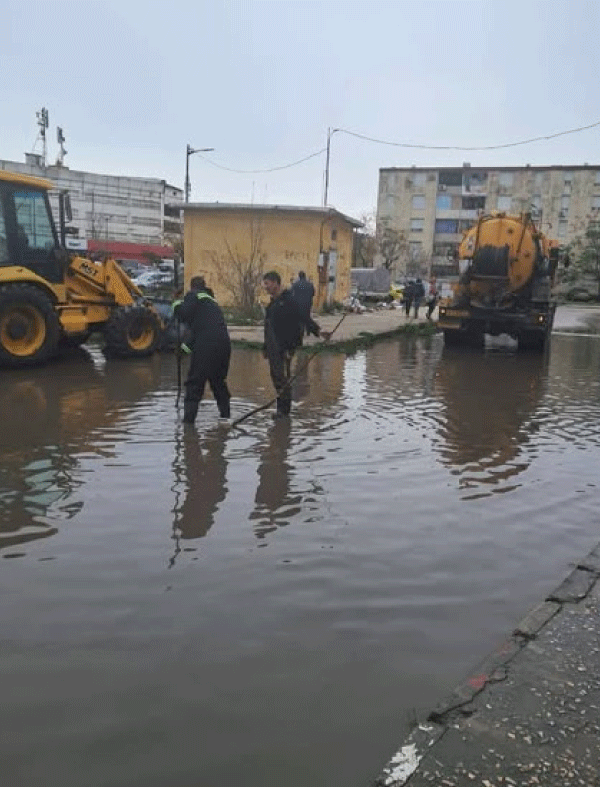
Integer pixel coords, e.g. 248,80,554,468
0,284,60,367
104,305,161,357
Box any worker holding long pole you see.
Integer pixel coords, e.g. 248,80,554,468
261,270,326,421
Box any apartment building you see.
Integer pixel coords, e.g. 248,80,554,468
0,154,183,248
377,164,600,277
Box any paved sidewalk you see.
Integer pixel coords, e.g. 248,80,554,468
228,307,436,347
376,544,600,786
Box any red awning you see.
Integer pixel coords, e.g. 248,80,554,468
87,240,174,261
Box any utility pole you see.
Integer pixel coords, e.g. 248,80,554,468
324,128,331,207
185,144,214,202
323,127,340,207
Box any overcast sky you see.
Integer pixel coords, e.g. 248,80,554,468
1,0,599,217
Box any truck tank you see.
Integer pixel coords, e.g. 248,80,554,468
438,213,559,351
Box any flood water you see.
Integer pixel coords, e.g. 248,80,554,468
1,330,600,787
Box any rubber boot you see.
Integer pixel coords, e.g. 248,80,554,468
183,401,199,424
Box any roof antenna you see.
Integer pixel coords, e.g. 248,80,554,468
56,126,67,167
34,107,49,167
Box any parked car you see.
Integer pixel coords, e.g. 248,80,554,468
120,261,146,278
132,270,173,289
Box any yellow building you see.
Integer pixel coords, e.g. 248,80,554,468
179,203,361,310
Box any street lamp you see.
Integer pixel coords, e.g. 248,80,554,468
185,144,214,203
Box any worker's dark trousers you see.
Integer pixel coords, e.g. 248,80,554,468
184,341,231,423
266,343,292,416
300,306,312,335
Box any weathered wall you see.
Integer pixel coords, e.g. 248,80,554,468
183,208,354,309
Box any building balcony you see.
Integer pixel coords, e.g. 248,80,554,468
434,232,463,243
435,209,479,220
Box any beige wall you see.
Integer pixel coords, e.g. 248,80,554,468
183,208,355,310
377,166,600,274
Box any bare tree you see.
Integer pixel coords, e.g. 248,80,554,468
352,212,377,267
376,223,408,273
212,219,266,317
567,215,600,300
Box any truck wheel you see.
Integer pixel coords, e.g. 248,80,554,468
519,331,546,352
443,329,463,346
104,305,161,357
0,284,60,367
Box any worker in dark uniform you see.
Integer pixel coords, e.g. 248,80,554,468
173,276,231,424
290,270,315,335
262,270,322,419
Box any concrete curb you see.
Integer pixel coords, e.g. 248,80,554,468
230,323,436,354
374,541,600,786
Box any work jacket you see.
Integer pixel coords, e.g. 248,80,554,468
173,289,230,349
290,278,315,311
264,289,320,353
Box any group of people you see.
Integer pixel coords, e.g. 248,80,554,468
403,277,439,320
172,271,320,425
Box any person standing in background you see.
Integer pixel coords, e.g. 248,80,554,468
290,271,315,335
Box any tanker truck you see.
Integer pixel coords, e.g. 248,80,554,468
438,212,560,351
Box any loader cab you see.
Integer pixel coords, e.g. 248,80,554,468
0,176,63,284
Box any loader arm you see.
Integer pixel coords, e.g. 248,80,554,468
65,256,145,305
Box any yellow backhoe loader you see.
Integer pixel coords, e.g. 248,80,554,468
0,170,164,367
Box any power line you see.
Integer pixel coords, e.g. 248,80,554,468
197,147,327,174
193,119,600,176
336,120,600,151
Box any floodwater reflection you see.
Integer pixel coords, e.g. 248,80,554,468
0,348,166,552
250,419,301,540
432,347,547,496
170,427,229,561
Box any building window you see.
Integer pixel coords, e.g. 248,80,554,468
384,195,395,215
409,241,422,260
462,195,485,210
498,172,514,188
558,220,568,238
386,172,398,190
436,194,451,210
435,219,458,234
497,195,512,211
433,243,456,258
560,195,570,211
534,172,545,190
410,218,424,233
595,171,600,186
413,172,426,187
463,171,488,193
331,228,337,241
458,219,474,233
438,170,462,187
412,195,426,210
592,195,600,210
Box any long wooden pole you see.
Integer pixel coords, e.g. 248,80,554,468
231,311,347,428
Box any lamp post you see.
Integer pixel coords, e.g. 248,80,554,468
185,144,214,203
